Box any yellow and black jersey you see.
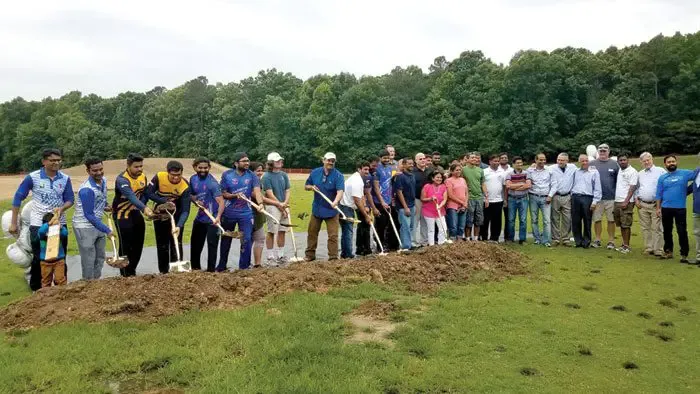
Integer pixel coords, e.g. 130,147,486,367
148,172,191,226
112,171,148,219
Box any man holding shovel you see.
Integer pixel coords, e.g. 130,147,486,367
395,157,417,251
372,150,394,252
218,152,264,271
339,161,372,258
10,148,74,290
147,160,191,274
189,157,224,272
262,152,292,266
73,157,115,280
112,153,154,277
305,152,345,261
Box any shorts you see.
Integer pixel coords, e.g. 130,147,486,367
593,200,614,222
264,205,290,233
253,226,266,245
466,199,484,226
613,202,634,228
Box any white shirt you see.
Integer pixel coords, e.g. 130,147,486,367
341,172,364,209
484,167,506,203
614,166,639,203
636,165,666,202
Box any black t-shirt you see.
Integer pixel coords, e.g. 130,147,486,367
412,166,433,198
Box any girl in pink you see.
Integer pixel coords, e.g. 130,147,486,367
421,171,448,245
445,163,468,241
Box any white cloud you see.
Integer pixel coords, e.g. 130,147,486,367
0,0,698,100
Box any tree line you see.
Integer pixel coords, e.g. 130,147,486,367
1,31,699,173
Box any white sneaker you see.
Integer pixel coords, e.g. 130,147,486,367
277,256,290,267
265,256,279,268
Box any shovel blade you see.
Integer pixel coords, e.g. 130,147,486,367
169,261,192,273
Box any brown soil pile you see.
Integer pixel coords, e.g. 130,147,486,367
351,300,399,319
0,243,525,330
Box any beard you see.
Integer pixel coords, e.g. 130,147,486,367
666,165,677,171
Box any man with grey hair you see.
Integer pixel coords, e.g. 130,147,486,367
411,152,432,247
635,152,665,256
590,143,620,249
550,152,577,245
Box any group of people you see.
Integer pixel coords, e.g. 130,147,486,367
8,144,700,289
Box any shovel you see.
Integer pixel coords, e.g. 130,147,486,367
106,216,129,269
285,208,304,263
311,187,361,223
194,201,240,238
384,206,408,252
434,200,453,244
369,212,387,256
237,195,297,227
165,210,191,273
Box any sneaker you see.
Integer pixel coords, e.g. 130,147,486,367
543,243,551,248
658,252,673,260
534,240,541,245
680,256,690,264
266,256,279,268
591,240,602,248
644,249,653,255
552,240,560,246
619,246,631,254
277,256,290,267
606,242,615,250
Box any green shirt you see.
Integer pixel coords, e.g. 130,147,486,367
462,165,485,200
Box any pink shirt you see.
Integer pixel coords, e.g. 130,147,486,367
421,183,447,218
445,177,467,210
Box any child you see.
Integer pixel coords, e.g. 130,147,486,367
38,212,69,287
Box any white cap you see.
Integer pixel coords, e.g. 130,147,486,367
267,152,284,162
323,152,337,160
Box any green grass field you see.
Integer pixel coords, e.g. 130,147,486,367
0,155,698,392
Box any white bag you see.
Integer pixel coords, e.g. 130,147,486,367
16,226,32,253
1,211,18,237
20,201,33,226
6,243,32,268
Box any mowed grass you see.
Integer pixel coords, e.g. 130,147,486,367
0,156,699,392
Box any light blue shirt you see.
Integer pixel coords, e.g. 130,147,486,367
572,168,602,204
527,167,557,197
550,163,577,194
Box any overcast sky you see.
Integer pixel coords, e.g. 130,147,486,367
1,0,698,101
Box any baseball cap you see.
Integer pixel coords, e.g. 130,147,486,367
233,152,248,162
323,152,337,160
267,152,284,162
598,144,610,151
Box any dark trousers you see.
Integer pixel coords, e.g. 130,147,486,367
661,208,689,256
481,201,504,241
355,209,371,255
114,213,145,277
374,210,390,252
29,225,68,291
503,204,511,240
571,194,593,247
154,218,184,274
191,220,220,272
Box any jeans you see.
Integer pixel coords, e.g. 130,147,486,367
413,199,428,246
529,194,551,244
339,205,356,258
191,220,220,272
397,205,415,250
218,214,254,271
661,208,688,257
74,227,106,280
507,197,528,242
446,208,466,239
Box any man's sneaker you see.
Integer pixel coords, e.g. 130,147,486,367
518,240,525,245
606,242,616,250
265,256,279,268
591,240,602,248
552,240,560,246
277,256,290,267
619,246,631,254
543,243,551,248
644,249,653,255
534,240,541,245
680,256,690,264
658,252,673,260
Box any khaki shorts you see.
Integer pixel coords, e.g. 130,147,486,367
593,200,614,222
613,202,634,228
253,226,266,244
265,205,290,233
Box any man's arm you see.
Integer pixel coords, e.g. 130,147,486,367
146,176,168,205
547,174,557,201
333,173,344,207
304,173,315,191
9,175,34,236
176,188,191,228
655,175,664,216
592,171,602,206
78,188,112,234
353,196,371,223
221,175,236,200
373,178,388,209
623,172,639,208
59,178,75,217
116,177,148,212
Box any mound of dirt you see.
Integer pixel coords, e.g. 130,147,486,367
61,158,231,189
0,243,526,330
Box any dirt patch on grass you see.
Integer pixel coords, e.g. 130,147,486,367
0,243,525,330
